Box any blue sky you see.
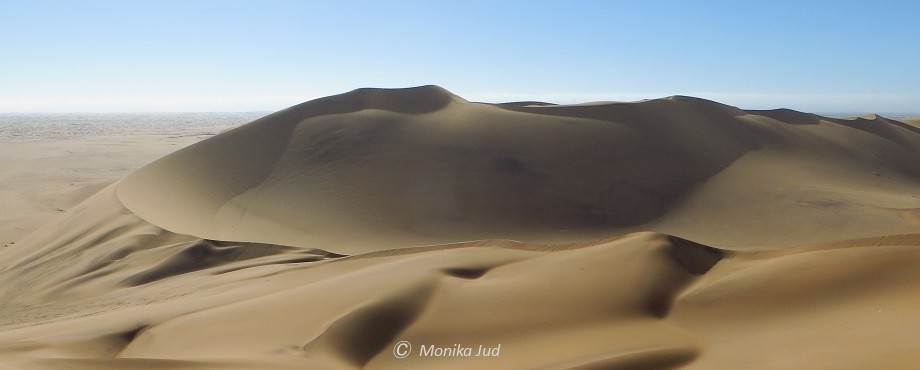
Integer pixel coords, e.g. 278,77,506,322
1,0,919,114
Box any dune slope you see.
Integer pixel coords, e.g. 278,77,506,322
0,86,918,369
1,218,918,368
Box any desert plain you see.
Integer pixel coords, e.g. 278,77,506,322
0,86,918,369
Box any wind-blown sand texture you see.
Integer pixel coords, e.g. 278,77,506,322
0,86,918,369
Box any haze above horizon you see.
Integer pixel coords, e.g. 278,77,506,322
2,0,919,115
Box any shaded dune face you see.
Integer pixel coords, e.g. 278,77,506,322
117,87,774,252
112,233,724,369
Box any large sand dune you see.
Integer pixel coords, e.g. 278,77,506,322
118,86,920,252
0,86,919,368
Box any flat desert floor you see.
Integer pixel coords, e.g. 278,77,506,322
0,87,918,369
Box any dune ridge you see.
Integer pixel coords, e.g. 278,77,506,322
0,86,918,368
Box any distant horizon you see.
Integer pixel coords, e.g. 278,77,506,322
0,92,917,118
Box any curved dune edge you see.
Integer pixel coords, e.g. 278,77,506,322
115,86,920,253
0,185,919,369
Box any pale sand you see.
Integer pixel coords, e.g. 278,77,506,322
0,86,918,369
902,116,920,127
0,113,260,245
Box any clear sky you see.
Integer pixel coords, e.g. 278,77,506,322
2,0,919,114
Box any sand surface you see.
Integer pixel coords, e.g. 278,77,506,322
0,113,262,244
0,87,918,369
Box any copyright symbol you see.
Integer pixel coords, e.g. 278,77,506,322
393,340,411,358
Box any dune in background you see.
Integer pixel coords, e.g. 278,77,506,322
0,86,918,369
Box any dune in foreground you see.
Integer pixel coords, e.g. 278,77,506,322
0,86,918,369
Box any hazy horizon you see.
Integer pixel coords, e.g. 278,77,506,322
0,99,916,118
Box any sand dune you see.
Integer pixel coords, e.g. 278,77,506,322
0,86,919,368
117,86,920,252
